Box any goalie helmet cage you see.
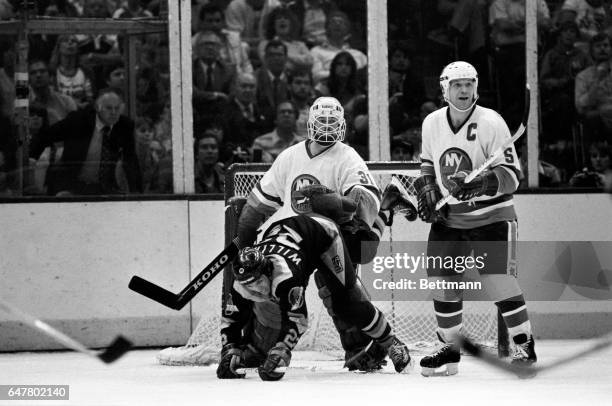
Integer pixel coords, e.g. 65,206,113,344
162,162,508,365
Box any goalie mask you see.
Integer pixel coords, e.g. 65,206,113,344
439,61,479,112
307,96,346,146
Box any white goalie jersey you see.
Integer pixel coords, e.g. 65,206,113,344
249,140,381,236
420,105,522,229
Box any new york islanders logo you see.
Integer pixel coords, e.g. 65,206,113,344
439,148,473,191
291,174,320,213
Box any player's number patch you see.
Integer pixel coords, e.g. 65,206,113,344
357,170,374,185
503,147,514,164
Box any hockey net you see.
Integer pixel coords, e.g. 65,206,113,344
158,162,501,365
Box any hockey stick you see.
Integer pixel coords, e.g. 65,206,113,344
0,298,132,364
128,237,240,310
458,332,612,378
435,84,531,211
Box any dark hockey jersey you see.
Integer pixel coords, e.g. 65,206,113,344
220,214,350,349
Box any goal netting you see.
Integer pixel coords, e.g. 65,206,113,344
157,162,500,365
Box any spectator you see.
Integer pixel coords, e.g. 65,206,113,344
540,20,591,140
192,30,235,127
259,6,314,72
558,0,611,53
193,3,253,75
575,32,612,142
27,104,54,194
286,0,338,47
391,136,418,162
29,88,142,195
223,72,266,160
0,0,13,20
388,46,429,137
427,0,488,59
288,69,315,139
569,141,611,187
315,51,364,129
255,39,291,131
113,0,154,18
51,35,95,110
225,0,266,48
489,0,551,128
194,131,225,193
135,66,165,120
153,100,172,155
77,0,122,87
252,100,301,162
29,58,78,125
103,61,126,97
310,10,367,85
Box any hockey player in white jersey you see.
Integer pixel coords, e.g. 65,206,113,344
413,61,536,376
233,96,392,371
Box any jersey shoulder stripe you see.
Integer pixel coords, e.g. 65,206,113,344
253,182,283,207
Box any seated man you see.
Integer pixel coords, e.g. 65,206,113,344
251,101,301,163
217,213,412,381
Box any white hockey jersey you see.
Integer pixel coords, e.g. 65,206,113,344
250,140,381,236
420,105,522,229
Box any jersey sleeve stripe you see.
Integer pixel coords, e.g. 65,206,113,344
421,159,434,165
498,164,521,180
254,183,283,207
345,184,381,202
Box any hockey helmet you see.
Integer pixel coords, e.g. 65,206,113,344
307,96,346,146
233,247,271,284
439,61,479,104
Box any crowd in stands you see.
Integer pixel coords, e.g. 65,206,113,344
0,0,611,197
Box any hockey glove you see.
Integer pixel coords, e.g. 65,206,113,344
413,175,445,223
380,183,417,223
448,171,499,201
301,184,357,224
258,344,291,381
216,344,246,379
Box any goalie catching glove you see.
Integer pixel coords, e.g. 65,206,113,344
300,184,357,224
380,182,417,224
447,171,499,201
413,175,446,223
258,344,292,381
217,344,246,379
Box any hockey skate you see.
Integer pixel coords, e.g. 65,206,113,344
386,336,412,373
420,334,461,377
510,334,537,378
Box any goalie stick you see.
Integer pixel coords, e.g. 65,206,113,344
129,237,240,310
435,84,531,211
0,298,132,364
458,332,612,378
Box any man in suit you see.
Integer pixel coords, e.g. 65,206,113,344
30,88,142,195
193,30,236,128
255,39,291,132
222,72,267,164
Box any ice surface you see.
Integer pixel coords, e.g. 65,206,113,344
1,340,610,406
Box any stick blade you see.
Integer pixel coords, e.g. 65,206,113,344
98,335,133,364
128,275,180,310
